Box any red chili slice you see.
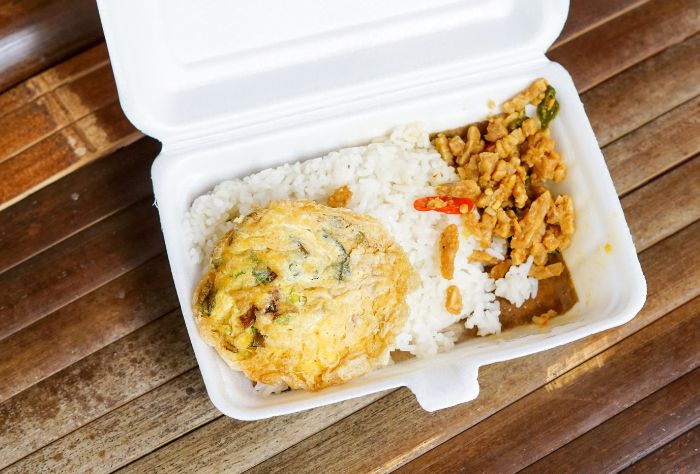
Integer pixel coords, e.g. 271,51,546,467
413,196,474,214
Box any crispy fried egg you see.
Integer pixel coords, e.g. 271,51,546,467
193,200,416,391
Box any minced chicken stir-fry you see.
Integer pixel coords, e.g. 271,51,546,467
420,79,575,320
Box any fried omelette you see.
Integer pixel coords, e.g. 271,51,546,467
193,200,417,391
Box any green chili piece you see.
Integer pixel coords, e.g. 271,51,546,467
537,85,559,129
507,116,524,132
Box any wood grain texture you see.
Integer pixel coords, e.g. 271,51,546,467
128,220,700,474
0,310,194,469
2,3,699,471
6,18,698,470
0,41,142,210
624,425,700,474
399,299,700,474
0,0,103,92
0,51,115,160
583,32,700,147
0,101,142,210
0,254,177,403
523,367,700,473
116,386,386,474
548,0,700,93
0,44,109,116
0,198,164,341
604,95,700,196
4,368,386,473
0,137,160,273
552,0,650,47
622,156,700,250
4,369,218,474
0,93,72,161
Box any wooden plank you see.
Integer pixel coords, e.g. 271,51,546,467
624,425,700,474
0,137,160,273
622,156,700,250
0,62,119,160
0,44,109,117
110,220,700,473
0,0,103,92
0,254,178,403
548,0,700,93
0,198,164,341
2,369,219,474
0,43,143,210
604,95,700,195
0,102,142,210
99,377,383,474
0,93,72,161
0,309,194,469
2,6,696,470
522,367,700,473
52,64,116,119
552,0,650,48
398,300,700,474
583,33,700,147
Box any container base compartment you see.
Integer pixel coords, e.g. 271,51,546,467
152,61,646,420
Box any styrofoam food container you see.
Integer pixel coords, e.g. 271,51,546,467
97,0,646,420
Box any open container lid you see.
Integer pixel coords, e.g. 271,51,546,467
97,0,568,143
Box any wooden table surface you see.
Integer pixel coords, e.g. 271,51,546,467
1,1,699,472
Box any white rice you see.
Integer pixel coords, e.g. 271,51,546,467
184,123,537,359
253,381,289,396
495,256,539,308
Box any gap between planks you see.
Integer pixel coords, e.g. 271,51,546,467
548,0,700,93
0,137,160,274
549,0,652,49
623,424,700,473
521,367,700,472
